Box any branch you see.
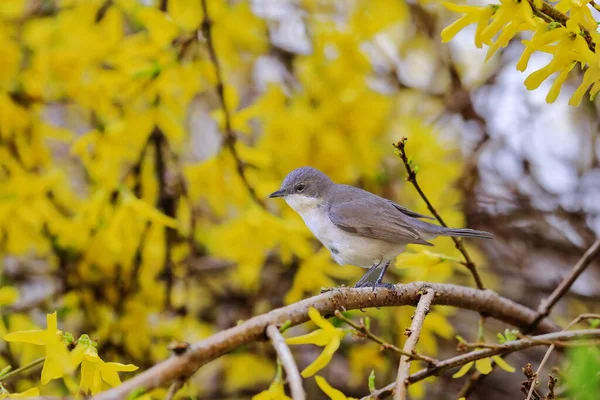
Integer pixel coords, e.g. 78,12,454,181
393,138,485,290
365,329,600,400
394,288,435,400
200,0,265,209
528,239,600,330
165,380,183,400
334,310,438,364
0,357,44,383
458,238,600,396
93,282,559,399
525,313,600,400
265,325,305,400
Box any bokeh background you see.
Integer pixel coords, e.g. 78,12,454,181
1,0,599,398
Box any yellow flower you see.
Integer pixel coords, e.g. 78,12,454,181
452,354,515,378
0,388,40,398
348,343,388,386
252,381,292,400
522,19,593,103
285,307,346,377
0,286,18,306
441,3,496,47
315,376,356,400
3,312,72,384
71,344,138,395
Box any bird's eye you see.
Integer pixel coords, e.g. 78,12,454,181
295,183,306,192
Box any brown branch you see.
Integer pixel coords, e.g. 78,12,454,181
265,325,305,400
364,329,600,400
165,379,183,400
152,128,177,309
394,288,435,400
334,310,438,364
525,313,600,400
93,282,559,399
458,238,600,397
393,138,485,290
200,0,265,209
529,239,600,330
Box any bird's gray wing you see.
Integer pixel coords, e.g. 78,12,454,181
388,201,435,220
327,189,433,246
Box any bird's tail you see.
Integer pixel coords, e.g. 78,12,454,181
440,228,493,240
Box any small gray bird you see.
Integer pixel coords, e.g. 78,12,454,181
269,167,492,289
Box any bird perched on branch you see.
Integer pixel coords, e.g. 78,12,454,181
269,167,492,289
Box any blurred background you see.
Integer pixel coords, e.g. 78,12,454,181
1,0,599,398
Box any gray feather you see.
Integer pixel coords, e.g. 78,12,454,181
437,227,493,240
388,201,435,220
327,185,434,246
327,184,493,245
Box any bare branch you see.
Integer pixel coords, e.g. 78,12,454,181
334,310,438,364
394,288,435,400
94,282,559,399
265,325,305,400
459,238,600,396
165,380,183,400
525,313,600,400
394,138,486,290
365,329,600,400
529,239,600,329
200,0,266,209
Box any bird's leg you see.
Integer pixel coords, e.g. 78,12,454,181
354,262,380,288
371,261,394,290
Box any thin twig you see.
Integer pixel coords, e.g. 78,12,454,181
334,310,438,364
93,282,560,399
265,325,305,400
525,313,600,400
393,138,485,290
0,357,45,383
394,288,435,400
363,329,600,400
165,379,184,400
529,239,600,330
459,238,600,397
200,0,265,209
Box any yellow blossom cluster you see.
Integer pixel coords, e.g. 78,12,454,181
2,313,136,395
442,0,600,105
0,0,499,398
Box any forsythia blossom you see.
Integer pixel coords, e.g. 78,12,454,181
3,312,72,384
285,307,346,377
442,0,600,105
70,336,138,395
315,376,357,400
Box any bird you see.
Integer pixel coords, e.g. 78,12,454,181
269,166,493,289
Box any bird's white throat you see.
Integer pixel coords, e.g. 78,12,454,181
284,194,324,214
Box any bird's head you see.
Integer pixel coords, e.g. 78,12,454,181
269,167,333,211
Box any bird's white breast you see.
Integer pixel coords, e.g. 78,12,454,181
285,194,405,268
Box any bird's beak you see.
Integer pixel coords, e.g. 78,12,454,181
269,189,285,198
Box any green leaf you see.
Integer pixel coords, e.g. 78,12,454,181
364,317,371,331
504,329,518,342
565,347,600,400
368,370,376,392
0,365,12,378
279,320,292,333
127,387,147,400
589,319,600,329
455,335,466,344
